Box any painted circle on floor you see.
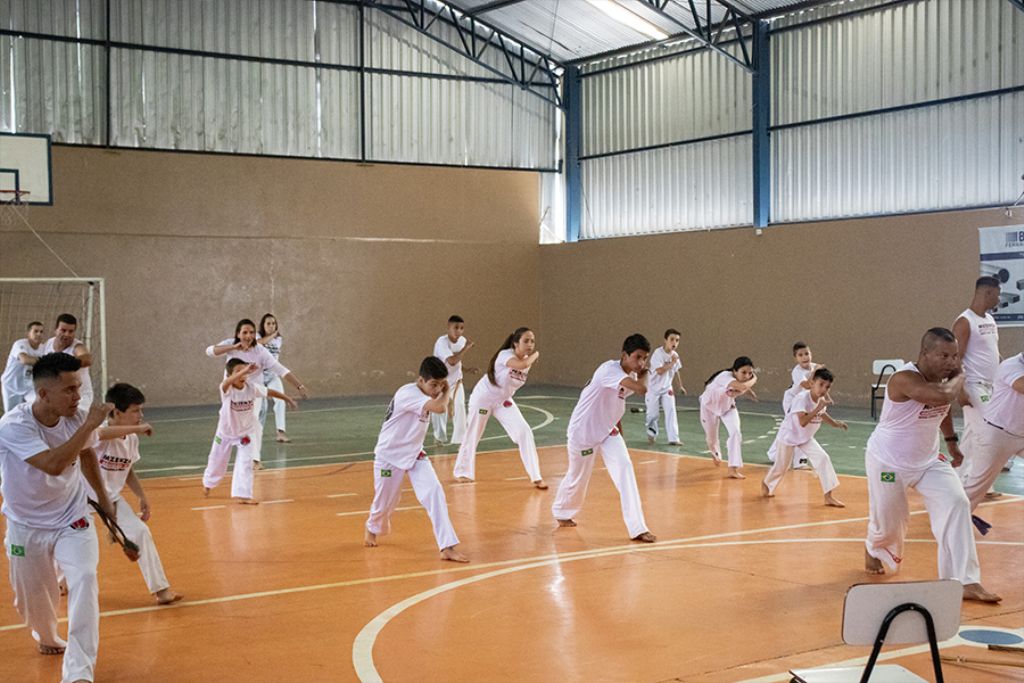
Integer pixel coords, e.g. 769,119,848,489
958,628,1024,645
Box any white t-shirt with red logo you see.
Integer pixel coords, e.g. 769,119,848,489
777,389,825,446
647,347,681,396
374,383,433,470
568,360,632,446
700,370,740,417
866,363,950,470
43,337,93,405
472,349,530,405
91,432,141,500
434,335,467,386
207,339,289,387
216,380,267,439
0,403,98,529
984,353,1024,437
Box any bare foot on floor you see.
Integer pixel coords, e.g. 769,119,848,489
38,643,65,655
155,588,183,605
668,441,683,446
711,452,722,467
824,492,845,508
632,531,656,543
253,461,264,471
864,549,885,575
557,518,577,527
456,476,474,483
234,498,259,505
533,479,548,490
962,583,1001,603
364,530,378,547
440,546,469,563
203,487,210,498
276,431,291,443
727,467,745,479
760,481,772,497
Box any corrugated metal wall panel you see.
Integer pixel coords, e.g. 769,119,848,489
772,91,1024,222
581,135,752,238
773,0,1024,126
0,0,106,39
1,36,106,142
582,44,751,157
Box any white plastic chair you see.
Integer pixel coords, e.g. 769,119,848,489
789,580,962,683
871,359,904,420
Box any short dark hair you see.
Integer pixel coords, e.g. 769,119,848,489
921,327,956,351
106,383,146,412
419,356,448,380
226,358,248,374
792,341,808,354
976,275,1000,289
32,352,82,384
812,367,834,383
56,313,78,327
622,334,651,355
27,321,43,330
447,315,464,324
664,328,681,338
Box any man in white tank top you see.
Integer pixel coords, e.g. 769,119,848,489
952,276,1002,487
864,328,1000,603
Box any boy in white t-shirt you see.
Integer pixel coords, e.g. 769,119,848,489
0,352,116,683
2,320,45,413
645,328,685,446
364,356,469,563
43,313,95,408
761,368,848,507
202,359,297,504
91,383,182,605
767,341,826,467
431,315,475,445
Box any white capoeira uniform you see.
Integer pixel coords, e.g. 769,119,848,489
2,338,43,413
207,339,290,461
0,404,101,683
962,354,1024,510
644,347,681,443
954,308,1000,481
259,335,287,433
202,379,266,499
89,432,171,594
453,349,540,482
763,389,839,495
431,334,467,444
365,384,459,550
43,337,93,408
767,363,813,463
865,363,981,585
699,371,744,468
551,360,650,538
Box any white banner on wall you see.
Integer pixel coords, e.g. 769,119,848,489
979,225,1024,326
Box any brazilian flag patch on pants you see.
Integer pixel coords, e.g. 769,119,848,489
581,448,594,457
881,472,896,483
10,545,25,557
381,469,392,478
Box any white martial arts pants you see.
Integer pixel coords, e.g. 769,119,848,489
864,450,981,585
108,497,170,594
700,404,743,467
644,390,679,443
259,375,287,433
453,396,541,482
551,434,649,539
1,386,30,413
4,518,99,683
365,457,459,550
962,421,1024,511
959,380,992,483
202,434,259,499
431,381,466,444
763,437,839,495
767,392,798,465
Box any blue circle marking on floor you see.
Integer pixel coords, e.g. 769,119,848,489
959,629,1024,645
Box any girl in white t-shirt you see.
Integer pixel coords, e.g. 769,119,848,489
258,313,291,443
699,356,758,479
453,327,544,488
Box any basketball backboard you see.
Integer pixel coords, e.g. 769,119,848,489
0,132,52,205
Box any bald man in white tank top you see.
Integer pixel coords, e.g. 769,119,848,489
864,328,1000,603
952,276,1002,487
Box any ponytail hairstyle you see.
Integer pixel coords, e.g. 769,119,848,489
233,318,257,346
704,356,754,386
488,327,532,386
258,313,280,340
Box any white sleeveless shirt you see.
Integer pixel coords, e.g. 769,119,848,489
955,308,999,383
866,362,950,471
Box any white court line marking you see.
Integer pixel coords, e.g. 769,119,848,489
504,476,530,481
327,493,358,498
1,496,1017,636
190,505,225,511
638,460,657,465
336,505,429,517
351,534,1024,682
262,499,293,505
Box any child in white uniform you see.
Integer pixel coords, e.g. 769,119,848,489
90,383,182,605
257,313,291,443
761,368,847,507
767,342,825,466
431,315,473,445
364,357,469,563
453,327,545,488
1,321,44,412
202,359,296,504
552,334,656,543
43,313,95,408
645,329,685,446
863,328,999,603
699,356,758,479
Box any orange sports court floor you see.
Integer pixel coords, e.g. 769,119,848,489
0,445,1021,682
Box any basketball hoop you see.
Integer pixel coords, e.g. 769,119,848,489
0,189,30,226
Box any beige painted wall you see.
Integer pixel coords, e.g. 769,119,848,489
537,209,1024,404
0,147,541,405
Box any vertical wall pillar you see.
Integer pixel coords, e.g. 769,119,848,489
752,19,771,230
565,65,582,242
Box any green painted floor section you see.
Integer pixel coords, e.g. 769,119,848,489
136,385,1024,496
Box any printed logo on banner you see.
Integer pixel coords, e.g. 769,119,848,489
980,225,1024,326
881,472,896,483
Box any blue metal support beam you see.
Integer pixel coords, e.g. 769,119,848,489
565,65,583,242
751,18,771,230
634,0,754,72
1009,0,1024,13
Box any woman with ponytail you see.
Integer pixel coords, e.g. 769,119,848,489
699,356,758,479
453,327,545,489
